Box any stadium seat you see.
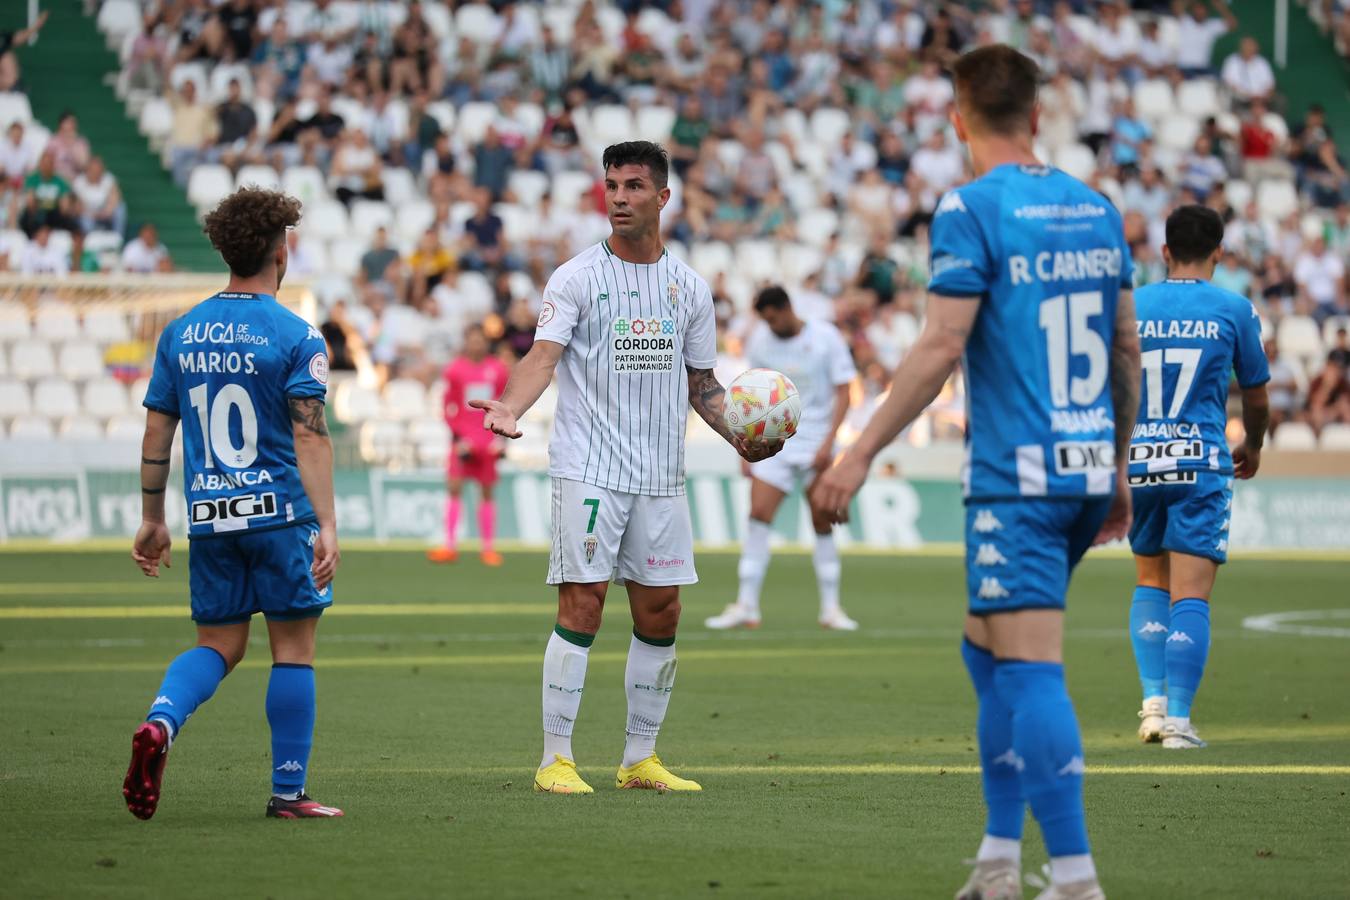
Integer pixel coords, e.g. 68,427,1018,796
359,420,406,465
60,416,104,442
169,62,209,99
1176,79,1219,119
507,271,535,302
494,203,532,243
83,377,130,418
454,3,502,43
0,302,31,342
34,304,80,342
285,166,330,207
348,200,394,241
455,271,494,314
778,243,825,284
58,342,106,381
1320,315,1350,346
636,105,676,143
690,242,734,278
589,105,635,149
235,164,281,191
1257,180,1299,222
1226,179,1253,211
1261,111,1289,144
96,0,141,45
1272,422,1317,450
808,108,851,149
381,167,417,206
84,230,125,259
596,6,626,44
82,308,131,344
409,419,450,467
1277,316,1323,365
0,378,31,418
9,341,56,380
424,100,456,134
138,98,174,142
1133,79,1175,122
1157,114,1200,152
305,199,350,242
9,415,54,440
395,200,436,243
507,170,550,208
208,62,254,103
0,344,6,376
105,415,145,441
382,378,427,422
128,376,150,407
792,139,828,179
1319,423,1350,450
716,139,746,172
421,1,453,39
735,240,779,282
551,171,595,208
1053,143,1097,181
333,380,381,424
252,97,275,135
327,238,366,278
187,165,235,212
514,102,546,140
540,4,576,42
0,92,32,127
796,208,840,247
32,378,80,420
456,101,498,145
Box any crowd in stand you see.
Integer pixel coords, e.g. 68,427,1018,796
19,0,1350,443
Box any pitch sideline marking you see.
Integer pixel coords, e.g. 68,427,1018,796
1242,609,1350,639
0,602,560,619
337,763,1350,777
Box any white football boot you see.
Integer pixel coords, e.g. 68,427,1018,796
954,859,1022,900
1137,696,1166,743
1032,880,1105,900
704,603,761,630
1161,718,1207,749
819,608,860,631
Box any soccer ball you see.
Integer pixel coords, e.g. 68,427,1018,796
725,368,801,442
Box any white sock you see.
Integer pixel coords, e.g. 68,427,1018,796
1165,715,1190,730
1050,854,1097,885
736,519,772,616
622,632,677,768
976,834,1021,863
149,715,176,750
540,629,590,769
812,532,841,617
273,789,303,801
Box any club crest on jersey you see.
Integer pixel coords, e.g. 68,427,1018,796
583,534,598,564
667,282,679,307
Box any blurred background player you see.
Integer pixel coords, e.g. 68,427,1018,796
812,46,1139,900
705,285,858,632
123,188,343,820
1127,205,1270,750
428,324,510,566
471,142,781,795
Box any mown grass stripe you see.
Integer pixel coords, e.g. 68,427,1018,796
336,763,1350,777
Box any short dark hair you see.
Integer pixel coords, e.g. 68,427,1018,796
754,285,791,312
202,187,302,277
950,44,1040,136
1165,204,1225,264
602,141,669,189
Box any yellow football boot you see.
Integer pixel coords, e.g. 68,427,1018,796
534,755,593,794
615,755,702,791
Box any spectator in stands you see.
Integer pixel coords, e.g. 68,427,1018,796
1175,0,1236,78
1240,98,1292,182
500,298,537,359
1136,18,1176,76
46,113,91,183
126,15,170,95
856,235,901,307
1212,250,1254,298
1221,37,1277,108
460,188,509,273
1305,356,1350,432
359,227,400,284
330,127,384,206
121,223,170,273
473,127,514,200
284,228,319,277
1293,236,1347,322
167,80,217,188
1290,104,1350,208
19,150,81,242
1180,135,1228,200
1326,203,1350,257
1122,166,1170,223
406,228,456,299
0,9,47,92
253,17,305,101
1329,327,1350,369
212,79,259,171
18,224,68,275
307,33,355,87
530,25,571,102
73,156,126,237
217,0,258,61
1264,338,1303,432
0,121,32,190
1110,98,1152,174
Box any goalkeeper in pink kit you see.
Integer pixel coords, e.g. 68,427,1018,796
428,324,510,565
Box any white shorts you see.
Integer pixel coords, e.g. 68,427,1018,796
546,477,698,586
749,438,825,495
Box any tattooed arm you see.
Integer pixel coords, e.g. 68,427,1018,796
289,396,340,589
1095,289,1141,544
811,295,979,522
686,366,783,462
132,410,179,577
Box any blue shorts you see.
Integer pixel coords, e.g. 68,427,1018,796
188,524,332,625
1128,471,1233,564
965,497,1111,615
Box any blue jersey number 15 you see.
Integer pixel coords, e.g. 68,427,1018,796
1038,291,1107,408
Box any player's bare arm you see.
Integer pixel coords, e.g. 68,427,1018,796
1095,289,1141,545
811,295,978,522
812,383,853,472
471,339,563,439
686,365,783,462
1233,384,1270,479
132,410,179,577
290,396,340,590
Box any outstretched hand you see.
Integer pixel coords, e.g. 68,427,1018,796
808,451,870,525
132,521,172,577
733,435,784,463
469,399,522,439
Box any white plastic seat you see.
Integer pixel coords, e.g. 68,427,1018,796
1276,315,1324,366
187,165,235,211
284,166,329,206
421,1,453,39
82,308,131,344
507,169,550,208
588,105,634,148
425,101,456,134
84,230,125,257
808,108,851,148
1053,143,1097,181
551,171,596,208
9,342,56,379
333,380,381,423
1176,79,1219,119
493,203,532,243
454,3,502,43
327,238,366,278
235,164,281,191
138,97,174,141
1261,111,1289,144
1132,79,1175,122
59,342,106,381
735,240,779,282
169,62,209,99
83,377,130,418
1271,422,1316,450
0,378,31,417
0,302,31,341
1318,423,1350,450
1257,180,1298,222
105,415,145,441
796,208,840,247
208,62,253,104
455,101,498,145
32,378,80,419
1157,115,1200,152
381,167,417,206
777,243,824,283
9,415,54,440
97,0,141,43
690,242,734,278
514,102,546,140
0,92,33,127
409,419,450,466
348,200,394,241
359,420,406,465
1322,315,1350,346
305,199,350,241
34,304,80,342
382,378,427,422
60,415,104,441
1226,179,1253,211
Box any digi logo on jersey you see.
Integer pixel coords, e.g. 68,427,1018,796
1053,440,1114,474
190,492,278,525
1128,471,1198,487
1129,440,1204,464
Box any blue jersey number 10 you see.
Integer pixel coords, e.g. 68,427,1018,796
1038,291,1108,408
188,383,259,469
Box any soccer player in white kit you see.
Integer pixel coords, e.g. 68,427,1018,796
705,286,859,631
472,142,782,794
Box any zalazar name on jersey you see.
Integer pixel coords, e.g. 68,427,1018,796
534,241,718,497
143,291,329,537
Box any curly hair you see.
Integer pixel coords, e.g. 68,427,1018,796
202,188,302,277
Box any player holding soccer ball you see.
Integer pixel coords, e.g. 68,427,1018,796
124,189,343,820
1125,205,1269,750
705,286,858,632
472,142,783,795
813,47,1138,899
428,324,509,566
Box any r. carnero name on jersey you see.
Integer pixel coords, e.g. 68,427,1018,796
1007,247,1123,285
190,468,274,491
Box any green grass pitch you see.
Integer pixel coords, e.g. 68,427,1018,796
1,547,1347,898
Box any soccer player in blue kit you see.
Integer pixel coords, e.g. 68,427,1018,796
813,46,1140,900
122,188,343,820
1125,205,1269,750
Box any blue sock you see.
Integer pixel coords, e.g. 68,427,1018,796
267,663,316,796
961,639,1025,840
994,660,1090,859
146,646,228,737
1129,586,1171,699
1165,599,1211,718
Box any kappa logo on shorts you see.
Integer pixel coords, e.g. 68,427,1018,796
973,543,1007,567
991,748,1025,771
583,534,598,564
972,509,1003,533
977,577,1010,600
1057,756,1086,777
